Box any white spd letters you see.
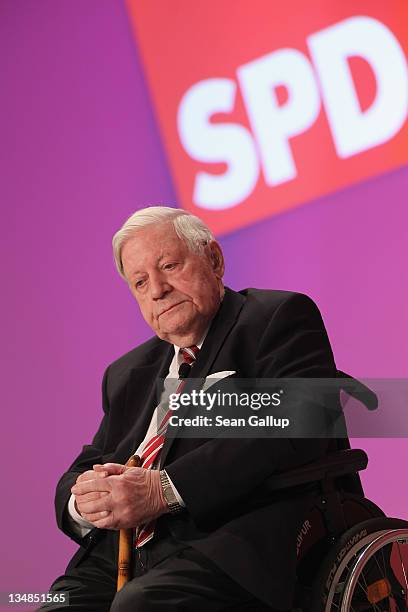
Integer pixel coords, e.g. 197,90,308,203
177,16,408,210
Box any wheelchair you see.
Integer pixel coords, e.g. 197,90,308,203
265,372,408,611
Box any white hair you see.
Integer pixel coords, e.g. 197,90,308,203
112,206,215,279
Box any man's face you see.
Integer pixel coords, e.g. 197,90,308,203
121,222,224,345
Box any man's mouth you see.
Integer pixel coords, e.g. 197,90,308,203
159,301,187,317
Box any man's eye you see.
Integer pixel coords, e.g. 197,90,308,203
163,263,177,271
135,279,146,289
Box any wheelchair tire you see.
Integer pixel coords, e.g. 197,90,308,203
309,516,408,611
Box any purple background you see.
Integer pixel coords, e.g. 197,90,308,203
1,0,407,603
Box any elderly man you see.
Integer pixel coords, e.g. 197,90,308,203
43,206,337,612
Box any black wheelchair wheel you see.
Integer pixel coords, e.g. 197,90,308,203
309,517,408,611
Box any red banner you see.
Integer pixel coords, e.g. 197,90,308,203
127,0,408,234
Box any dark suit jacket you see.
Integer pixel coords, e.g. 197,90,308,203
55,287,338,609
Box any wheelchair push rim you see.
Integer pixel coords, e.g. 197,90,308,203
340,528,408,611
310,518,408,612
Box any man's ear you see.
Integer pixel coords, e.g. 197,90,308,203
208,241,225,278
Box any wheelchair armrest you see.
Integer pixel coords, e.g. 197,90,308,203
263,449,368,492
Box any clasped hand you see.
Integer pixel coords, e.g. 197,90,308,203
71,463,168,530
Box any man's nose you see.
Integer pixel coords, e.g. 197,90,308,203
149,272,172,300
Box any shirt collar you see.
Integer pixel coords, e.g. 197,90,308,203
173,323,210,364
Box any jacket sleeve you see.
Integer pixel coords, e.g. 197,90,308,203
165,293,337,525
54,366,113,544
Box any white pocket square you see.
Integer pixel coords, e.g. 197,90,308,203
202,371,236,391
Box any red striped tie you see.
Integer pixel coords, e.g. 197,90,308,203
135,345,199,548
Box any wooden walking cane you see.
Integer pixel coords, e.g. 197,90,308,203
117,453,142,591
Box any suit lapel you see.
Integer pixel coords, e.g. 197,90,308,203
190,287,245,380
159,287,245,467
114,341,173,464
